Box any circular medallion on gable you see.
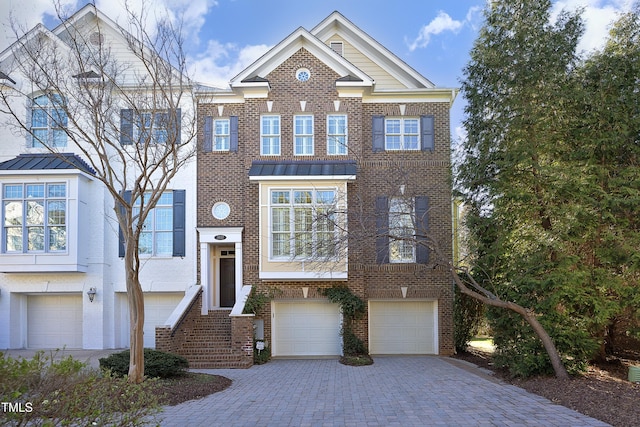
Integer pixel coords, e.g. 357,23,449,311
212,202,230,220
296,68,311,82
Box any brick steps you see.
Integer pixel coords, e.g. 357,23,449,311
171,309,251,368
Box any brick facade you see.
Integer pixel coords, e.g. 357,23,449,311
193,45,455,357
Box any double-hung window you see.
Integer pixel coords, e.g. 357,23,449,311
385,118,419,151
388,197,415,263
270,189,337,259
213,119,230,151
31,94,68,148
261,115,280,155
120,109,181,145
2,183,67,253
294,115,314,155
133,192,173,256
327,115,347,155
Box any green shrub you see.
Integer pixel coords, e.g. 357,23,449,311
99,348,188,378
453,283,485,352
0,351,160,426
253,341,270,365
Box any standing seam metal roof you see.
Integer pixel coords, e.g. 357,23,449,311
0,153,96,175
248,160,357,177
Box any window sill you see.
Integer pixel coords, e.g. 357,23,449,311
0,253,87,273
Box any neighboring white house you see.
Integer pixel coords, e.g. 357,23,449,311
0,5,197,350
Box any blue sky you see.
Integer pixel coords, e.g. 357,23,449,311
0,0,635,142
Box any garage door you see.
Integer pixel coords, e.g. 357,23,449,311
273,301,341,357
28,295,83,348
120,292,183,348
369,300,437,354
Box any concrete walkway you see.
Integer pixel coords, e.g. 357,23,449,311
157,357,609,427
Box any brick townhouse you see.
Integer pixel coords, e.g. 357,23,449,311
157,11,456,367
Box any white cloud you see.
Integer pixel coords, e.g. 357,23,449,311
0,0,218,53
188,40,271,88
0,0,78,52
407,11,464,51
552,0,634,54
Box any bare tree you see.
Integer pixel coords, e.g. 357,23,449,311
0,2,196,383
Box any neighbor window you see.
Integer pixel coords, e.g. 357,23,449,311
327,115,347,155
214,119,230,151
31,94,68,148
385,118,419,151
261,115,281,155
270,188,337,259
294,115,314,155
134,192,173,256
120,109,181,145
2,183,67,253
389,197,415,263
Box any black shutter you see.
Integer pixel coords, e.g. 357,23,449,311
415,196,430,264
172,189,186,257
118,190,132,257
375,196,389,264
420,115,434,151
230,116,239,152
372,115,384,152
203,116,213,152
120,109,133,145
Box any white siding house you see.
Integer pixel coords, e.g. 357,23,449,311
0,5,197,350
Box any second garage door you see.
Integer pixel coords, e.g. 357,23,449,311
272,301,341,357
119,292,183,348
369,300,437,355
27,294,83,349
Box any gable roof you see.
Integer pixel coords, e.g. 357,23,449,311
0,153,96,175
230,26,374,89
311,11,435,89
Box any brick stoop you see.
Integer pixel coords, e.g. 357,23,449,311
156,291,254,369
178,309,252,369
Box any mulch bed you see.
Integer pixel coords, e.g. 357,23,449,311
453,348,640,427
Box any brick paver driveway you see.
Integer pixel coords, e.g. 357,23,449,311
157,356,609,427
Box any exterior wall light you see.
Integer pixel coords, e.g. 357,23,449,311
87,287,97,302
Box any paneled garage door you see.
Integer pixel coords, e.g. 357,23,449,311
120,292,183,348
273,301,341,357
27,295,83,349
369,300,437,354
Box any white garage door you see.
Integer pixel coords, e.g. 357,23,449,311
28,295,83,349
120,292,183,348
273,301,341,357
369,300,437,355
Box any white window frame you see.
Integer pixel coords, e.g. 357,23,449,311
327,114,348,155
2,182,67,253
294,115,314,156
30,94,68,148
261,115,281,155
269,188,338,260
134,192,173,256
213,118,230,151
389,197,416,263
134,111,171,144
385,117,420,151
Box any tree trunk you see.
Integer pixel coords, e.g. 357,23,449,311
450,265,570,380
125,244,145,384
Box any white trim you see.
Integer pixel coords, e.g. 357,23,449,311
259,271,347,281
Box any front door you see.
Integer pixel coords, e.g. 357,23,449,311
219,257,235,308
